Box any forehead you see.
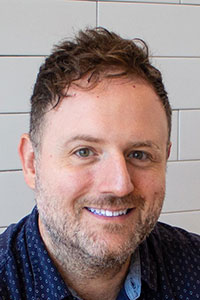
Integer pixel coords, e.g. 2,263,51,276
43,79,168,147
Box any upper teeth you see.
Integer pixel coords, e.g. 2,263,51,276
87,208,128,217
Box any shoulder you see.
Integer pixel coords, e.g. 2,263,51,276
0,209,37,295
140,223,200,298
0,222,23,294
145,222,200,263
0,208,36,270
154,222,200,249
140,223,200,288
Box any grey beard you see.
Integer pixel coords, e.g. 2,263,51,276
40,206,159,279
37,185,164,279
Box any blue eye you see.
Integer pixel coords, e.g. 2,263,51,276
75,148,93,158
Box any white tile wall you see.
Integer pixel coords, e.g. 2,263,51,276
159,210,200,235
163,161,200,212
0,1,96,55
0,1,199,234
181,0,200,4
0,171,34,226
179,110,200,160
169,111,178,161
152,58,200,110
98,3,200,57
0,114,29,170
99,0,179,3
0,57,44,113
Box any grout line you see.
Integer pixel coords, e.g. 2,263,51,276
0,112,30,115
0,55,46,58
96,0,99,27
161,209,200,215
173,108,200,112
180,108,200,111
151,56,200,59
177,110,180,160
0,169,22,173
168,159,200,162
97,0,200,7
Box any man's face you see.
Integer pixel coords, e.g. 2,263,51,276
35,79,169,267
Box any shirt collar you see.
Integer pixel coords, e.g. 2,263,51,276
119,230,159,300
124,248,141,300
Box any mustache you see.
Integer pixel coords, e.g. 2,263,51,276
77,193,145,210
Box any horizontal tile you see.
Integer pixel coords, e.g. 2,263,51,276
0,114,29,170
98,0,178,3
179,110,200,160
0,57,44,113
0,171,35,226
181,0,200,4
152,58,200,110
159,210,200,235
98,3,200,56
163,161,200,212
0,1,96,55
169,110,178,161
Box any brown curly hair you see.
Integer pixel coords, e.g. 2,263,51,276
30,27,171,149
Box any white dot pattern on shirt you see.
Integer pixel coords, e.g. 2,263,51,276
139,223,200,299
0,210,200,300
0,212,70,300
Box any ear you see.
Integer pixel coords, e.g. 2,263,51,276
167,142,172,160
18,133,36,189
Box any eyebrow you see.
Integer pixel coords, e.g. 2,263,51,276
65,134,105,144
127,141,161,150
64,135,161,150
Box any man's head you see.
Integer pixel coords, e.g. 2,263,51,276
29,27,171,150
19,28,172,274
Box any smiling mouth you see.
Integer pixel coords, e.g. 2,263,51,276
86,207,132,217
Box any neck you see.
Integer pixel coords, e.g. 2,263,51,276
54,251,131,300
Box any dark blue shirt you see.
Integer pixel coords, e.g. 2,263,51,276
0,206,200,300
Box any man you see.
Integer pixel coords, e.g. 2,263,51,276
0,28,199,300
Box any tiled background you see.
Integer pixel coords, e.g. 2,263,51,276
0,0,199,235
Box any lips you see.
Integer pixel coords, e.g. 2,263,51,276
86,207,131,217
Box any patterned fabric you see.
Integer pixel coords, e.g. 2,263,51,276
0,206,200,300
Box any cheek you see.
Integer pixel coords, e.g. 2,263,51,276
143,178,166,214
46,168,95,200
135,170,166,197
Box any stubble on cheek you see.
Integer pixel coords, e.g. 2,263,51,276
140,188,165,230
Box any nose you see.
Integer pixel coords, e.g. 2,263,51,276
97,154,134,197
